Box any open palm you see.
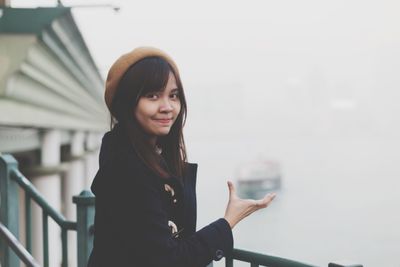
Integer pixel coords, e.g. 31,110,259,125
223,181,276,229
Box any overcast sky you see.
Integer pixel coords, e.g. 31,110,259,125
10,0,400,137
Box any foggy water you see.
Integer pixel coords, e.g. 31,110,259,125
187,131,400,267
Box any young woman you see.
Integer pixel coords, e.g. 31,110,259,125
88,47,276,267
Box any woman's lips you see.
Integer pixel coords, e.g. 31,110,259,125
154,119,172,124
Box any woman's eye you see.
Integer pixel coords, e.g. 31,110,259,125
170,93,179,99
146,93,158,100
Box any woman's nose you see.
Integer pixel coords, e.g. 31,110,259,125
159,98,173,112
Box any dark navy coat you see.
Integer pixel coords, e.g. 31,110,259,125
87,124,233,267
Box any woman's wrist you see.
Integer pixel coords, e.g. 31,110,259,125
223,216,235,229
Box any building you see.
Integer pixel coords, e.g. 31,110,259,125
0,6,107,266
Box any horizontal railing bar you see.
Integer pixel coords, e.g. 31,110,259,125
64,220,78,230
232,249,318,267
0,222,41,267
11,169,77,230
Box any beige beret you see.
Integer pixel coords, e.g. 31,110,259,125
104,46,179,113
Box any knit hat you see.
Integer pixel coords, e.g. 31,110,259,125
104,46,180,113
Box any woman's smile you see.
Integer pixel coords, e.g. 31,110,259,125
153,118,173,124
154,119,172,126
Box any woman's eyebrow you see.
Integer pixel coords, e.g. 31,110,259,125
170,88,179,92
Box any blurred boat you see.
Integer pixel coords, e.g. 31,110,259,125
236,159,282,199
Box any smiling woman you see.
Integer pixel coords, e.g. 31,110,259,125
88,46,276,267
106,50,187,179
135,74,181,141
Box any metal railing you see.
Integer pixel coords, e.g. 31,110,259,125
0,153,363,267
0,222,40,267
0,154,95,267
226,248,319,267
224,249,363,267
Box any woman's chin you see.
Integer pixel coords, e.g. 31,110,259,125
155,128,172,136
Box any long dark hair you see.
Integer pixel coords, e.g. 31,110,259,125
110,57,187,179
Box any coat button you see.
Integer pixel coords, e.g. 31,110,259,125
164,184,175,197
215,249,224,260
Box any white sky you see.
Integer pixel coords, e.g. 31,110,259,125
10,0,400,136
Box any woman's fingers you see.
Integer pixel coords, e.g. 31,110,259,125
227,180,275,207
254,193,276,208
227,180,237,199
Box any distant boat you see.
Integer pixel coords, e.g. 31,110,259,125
236,159,282,199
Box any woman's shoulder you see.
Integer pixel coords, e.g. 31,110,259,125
91,157,162,199
91,132,161,196
99,127,152,171
186,162,198,168
185,162,198,177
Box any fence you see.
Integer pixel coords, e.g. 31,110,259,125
0,154,94,267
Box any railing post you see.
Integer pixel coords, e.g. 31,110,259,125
73,190,95,267
225,256,234,267
0,154,20,267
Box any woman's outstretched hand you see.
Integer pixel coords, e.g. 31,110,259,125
223,180,276,229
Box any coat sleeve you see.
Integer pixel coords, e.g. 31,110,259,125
107,166,233,267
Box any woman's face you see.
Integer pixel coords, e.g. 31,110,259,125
135,72,181,138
